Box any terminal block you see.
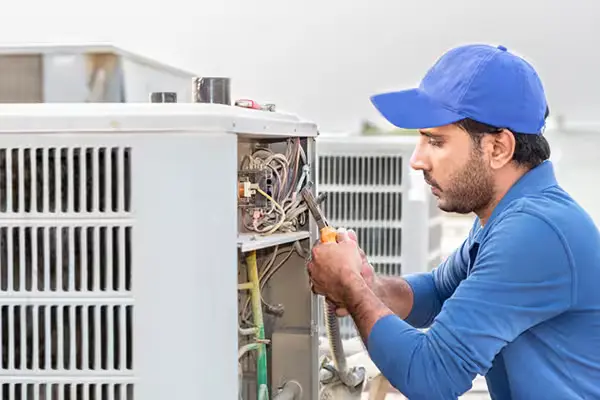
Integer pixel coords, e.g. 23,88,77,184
238,168,274,209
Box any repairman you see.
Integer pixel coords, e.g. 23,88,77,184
307,44,600,399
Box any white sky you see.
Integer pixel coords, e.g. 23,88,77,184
2,0,599,132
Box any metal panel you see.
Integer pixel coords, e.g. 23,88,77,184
0,103,319,139
43,53,125,103
0,55,43,103
0,131,238,399
120,58,192,103
0,44,195,104
0,139,134,400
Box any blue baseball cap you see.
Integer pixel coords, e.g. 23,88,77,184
371,44,548,134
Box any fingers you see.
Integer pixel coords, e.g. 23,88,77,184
336,227,352,243
337,227,359,245
347,228,358,243
345,228,367,259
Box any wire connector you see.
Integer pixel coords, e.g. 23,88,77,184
239,181,257,198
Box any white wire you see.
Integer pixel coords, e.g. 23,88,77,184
241,138,309,235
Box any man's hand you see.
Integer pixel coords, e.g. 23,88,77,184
307,229,364,308
335,229,375,317
309,229,394,344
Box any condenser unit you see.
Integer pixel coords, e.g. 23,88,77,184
0,44,196,104
0,102,319,400
316,134,443,339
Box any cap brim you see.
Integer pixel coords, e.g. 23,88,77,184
370,89,465,129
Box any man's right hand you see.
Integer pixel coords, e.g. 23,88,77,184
333,229,375,317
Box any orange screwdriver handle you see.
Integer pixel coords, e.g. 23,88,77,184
320,226,338,243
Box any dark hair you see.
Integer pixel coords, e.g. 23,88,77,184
455,106,551,169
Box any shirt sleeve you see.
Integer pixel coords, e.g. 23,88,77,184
366,211,574,399
403,221,474,328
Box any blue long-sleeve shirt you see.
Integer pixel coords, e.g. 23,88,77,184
367,161,600,399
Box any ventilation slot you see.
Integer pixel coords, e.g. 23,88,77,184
318,155,402,186
1,382,134,400
0,304,133,372
322,192,402,223
0,226,132,293
348,226,402,257
372,263,402,276
0,147,132,214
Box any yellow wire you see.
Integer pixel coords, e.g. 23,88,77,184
254,187,286,235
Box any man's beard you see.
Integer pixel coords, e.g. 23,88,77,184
426,150,495,214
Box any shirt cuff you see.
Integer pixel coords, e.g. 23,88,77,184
403,273,438,328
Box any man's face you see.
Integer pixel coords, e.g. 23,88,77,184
410,124,495,214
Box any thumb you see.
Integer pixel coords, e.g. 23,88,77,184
336,227,351,243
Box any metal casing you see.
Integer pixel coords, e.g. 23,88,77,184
0,44,197,104
0,103,319,399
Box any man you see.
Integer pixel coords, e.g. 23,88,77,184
307,44,600,399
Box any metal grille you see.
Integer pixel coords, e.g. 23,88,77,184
0,146,134,399
1,383,133,400
0,226,132,292
0,148,131,214
320,192,402,222
345,226,402,258
318,155,402,186
372,262,402,276
318,153,405,339
0,304,133,371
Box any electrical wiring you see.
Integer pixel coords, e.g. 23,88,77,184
239,242,303,325
240,138,309,235
246,187,287,235
237,244,299,400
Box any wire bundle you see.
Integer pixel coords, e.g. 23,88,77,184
240,138,309,235
239,241,306,326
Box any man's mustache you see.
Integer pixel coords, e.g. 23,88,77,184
423,173,441,190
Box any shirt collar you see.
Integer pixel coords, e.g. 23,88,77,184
473,160,558,241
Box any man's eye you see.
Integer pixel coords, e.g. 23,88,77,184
428,137,443,147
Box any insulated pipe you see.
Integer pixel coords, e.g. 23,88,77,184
324,302,348,376
246,250,269,400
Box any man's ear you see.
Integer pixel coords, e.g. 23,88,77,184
488,129,515,170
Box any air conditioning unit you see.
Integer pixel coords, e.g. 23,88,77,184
0,102,319,400
0,44,197,103
315,134,443,339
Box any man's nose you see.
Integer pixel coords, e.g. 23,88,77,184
410,145,430,171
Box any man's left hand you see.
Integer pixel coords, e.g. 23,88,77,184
307,229,364,307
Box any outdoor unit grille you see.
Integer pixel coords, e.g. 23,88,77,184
0,145,134,399
316,135,443,339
